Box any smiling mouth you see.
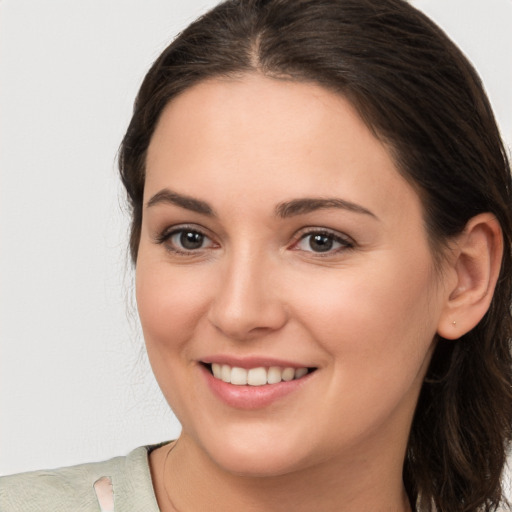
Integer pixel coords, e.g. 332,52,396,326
203,363,316,386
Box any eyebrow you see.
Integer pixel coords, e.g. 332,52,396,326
275,197,378,219
146,189,215,216
146,189,377,220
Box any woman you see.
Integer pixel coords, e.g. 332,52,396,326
2,0,511,511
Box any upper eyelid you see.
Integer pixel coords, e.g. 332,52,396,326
155,226,217,256
293,226,354,243
155,223,211,242
290,229,356,257
154,223,354,248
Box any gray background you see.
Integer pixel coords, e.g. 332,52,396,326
1,0,511,476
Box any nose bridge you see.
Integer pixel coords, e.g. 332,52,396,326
208,243,287,340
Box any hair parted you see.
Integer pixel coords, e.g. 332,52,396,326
119,1,512,510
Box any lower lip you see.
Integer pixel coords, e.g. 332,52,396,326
200,365,313,410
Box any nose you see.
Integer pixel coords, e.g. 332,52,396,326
207,249,288,341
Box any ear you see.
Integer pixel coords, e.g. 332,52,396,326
437,213,503,340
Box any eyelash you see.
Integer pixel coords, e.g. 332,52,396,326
155,225,216,255
292,229,355,256
155,226,355,256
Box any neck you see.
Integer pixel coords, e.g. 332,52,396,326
150,436,412,512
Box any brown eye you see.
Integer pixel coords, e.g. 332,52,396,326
308,234,334,252
175,230,206,250
161,228,215,253
295,230,353,254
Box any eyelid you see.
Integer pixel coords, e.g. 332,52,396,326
155,223,206,241
154,223,218,254
153,224,354,256
290,227,355,254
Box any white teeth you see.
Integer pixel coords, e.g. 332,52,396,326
221,364,231,383
295,367,308,379
212,363,222,379
267,366,282,384
282,367,295,382
209,364,310,386
247,367,267,386
230,367,248,385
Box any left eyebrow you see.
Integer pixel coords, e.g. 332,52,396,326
146,188,215,216
275,197,378,219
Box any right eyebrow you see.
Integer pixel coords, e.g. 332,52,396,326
275,197,378,219
146,188,215,216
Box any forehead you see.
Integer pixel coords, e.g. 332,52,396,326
145,73,421,224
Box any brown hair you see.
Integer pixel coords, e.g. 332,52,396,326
119,1,512,510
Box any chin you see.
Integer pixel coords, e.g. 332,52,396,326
213,449,303,478
199,429,312,478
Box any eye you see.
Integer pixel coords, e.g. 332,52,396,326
294,230,354,254
156,226,216,254
171,230,209,250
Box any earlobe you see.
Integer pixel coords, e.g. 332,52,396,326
437,213,503,340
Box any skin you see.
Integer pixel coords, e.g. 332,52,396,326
135,74,482,511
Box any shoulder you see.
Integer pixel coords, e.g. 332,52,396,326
0,445,163,512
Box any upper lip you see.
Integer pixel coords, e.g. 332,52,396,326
200,355,315,369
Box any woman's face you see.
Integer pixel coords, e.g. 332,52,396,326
136,74,450,477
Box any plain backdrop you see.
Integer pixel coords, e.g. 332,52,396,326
1,0,511,476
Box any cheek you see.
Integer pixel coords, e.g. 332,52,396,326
290,259,439,439
135,257,210,354
290,255,439,379
135,256,214,419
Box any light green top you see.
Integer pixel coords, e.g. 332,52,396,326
0,445,162,512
